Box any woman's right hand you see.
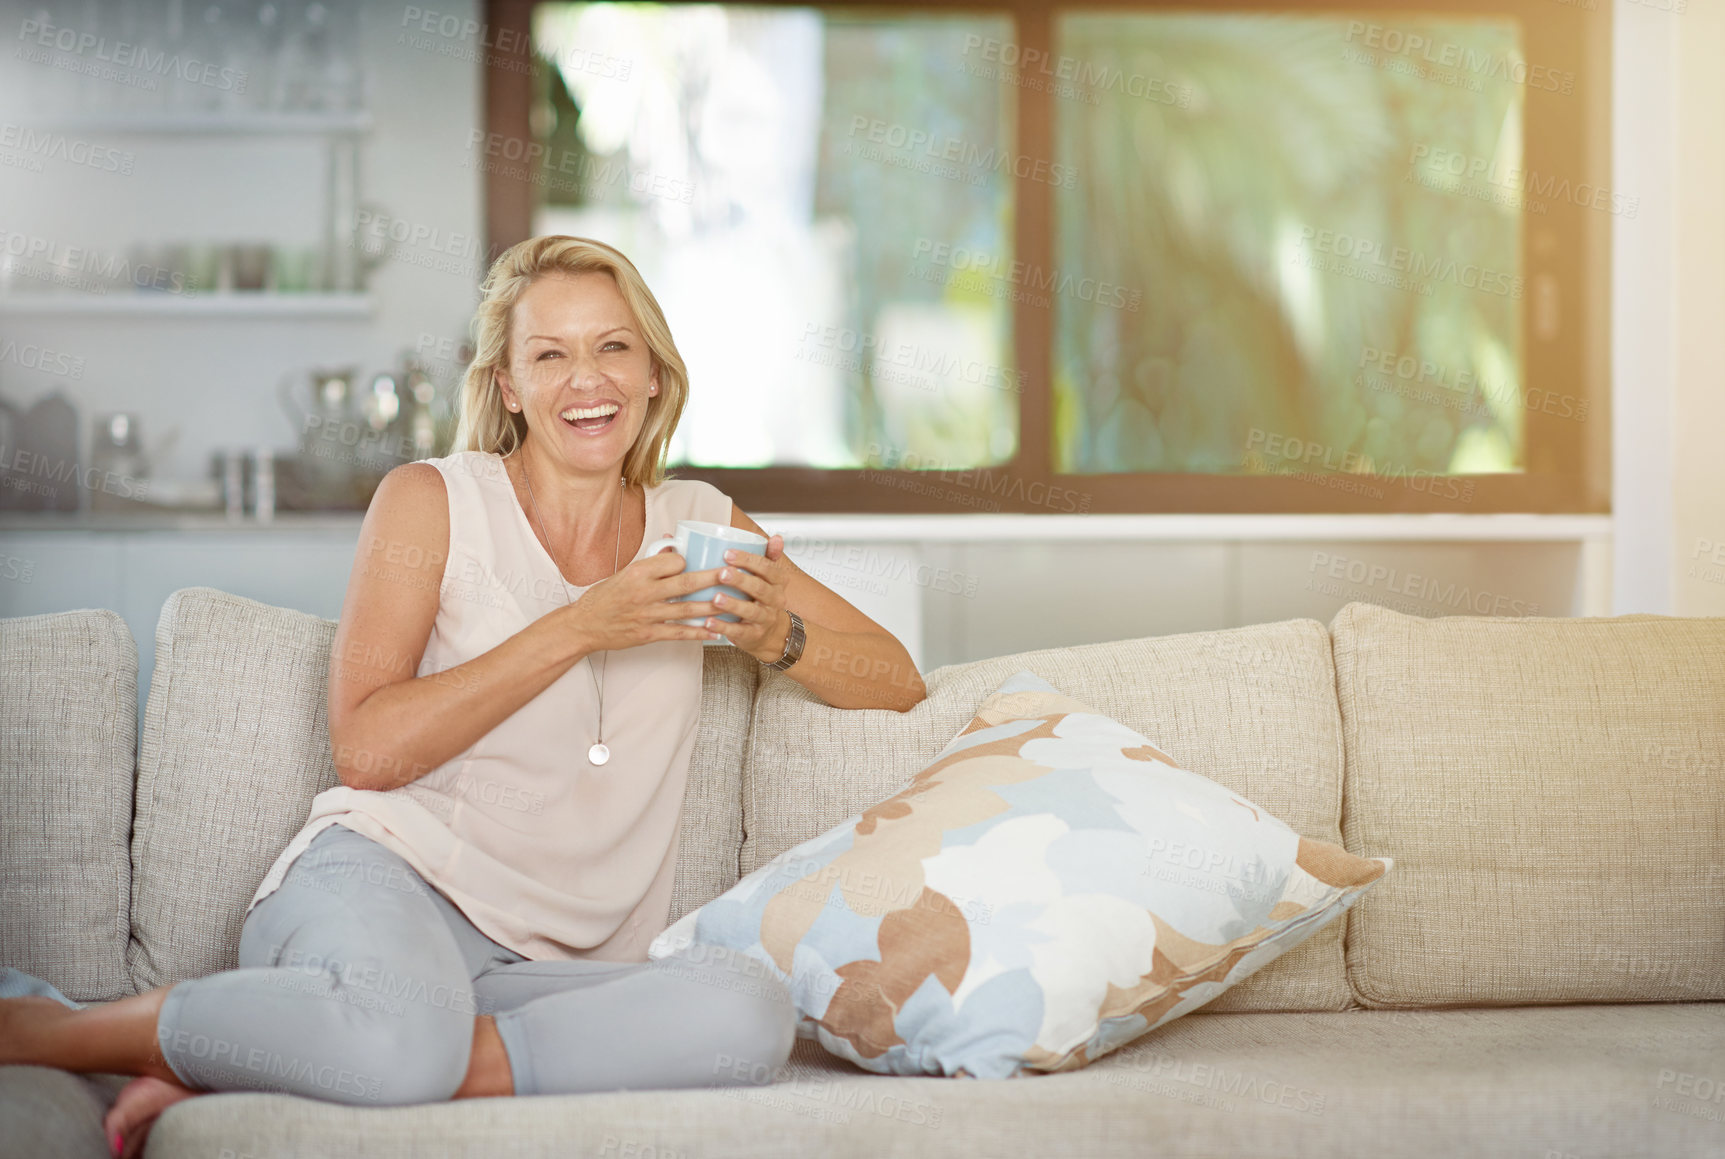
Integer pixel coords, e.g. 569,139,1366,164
556,543,726,654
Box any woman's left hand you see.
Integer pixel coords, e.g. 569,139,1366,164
708,534,795,662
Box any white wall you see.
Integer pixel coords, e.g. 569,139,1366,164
1610,0,1677,614
1672,0,1725,615
1612,0,1725,616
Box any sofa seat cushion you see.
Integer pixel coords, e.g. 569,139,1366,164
0,609,137,1003
0,1067,129,1159
741,621,1357,1014
128,587,757,992
141,1002,1725,1159
1333,603,1725,1007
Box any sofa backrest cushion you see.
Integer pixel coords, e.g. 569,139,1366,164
128,587,755,991
128,588,340,991
672,643,756,924
740,620,1359,1014
1333,602,1725,1006
0,609,138,1003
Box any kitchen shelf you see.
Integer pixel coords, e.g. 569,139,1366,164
0,292,376,318
21,110,373,135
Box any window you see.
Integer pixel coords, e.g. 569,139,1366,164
486,0,1609,513
530,4,1018,472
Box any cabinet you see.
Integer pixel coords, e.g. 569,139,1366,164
0,518,363,713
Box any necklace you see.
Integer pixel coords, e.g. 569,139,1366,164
519,450,624,767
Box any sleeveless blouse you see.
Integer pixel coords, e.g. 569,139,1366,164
246,450,735,962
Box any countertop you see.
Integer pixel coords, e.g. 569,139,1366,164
0,510,368,532
0,509,1615,541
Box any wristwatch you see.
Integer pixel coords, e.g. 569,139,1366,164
766,609,805,672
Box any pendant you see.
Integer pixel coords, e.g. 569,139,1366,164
588,742,611,766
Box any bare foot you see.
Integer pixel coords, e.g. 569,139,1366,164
0,995,77,1064
104,1075,201,1159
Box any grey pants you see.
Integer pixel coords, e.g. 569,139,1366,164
153,824,796,1105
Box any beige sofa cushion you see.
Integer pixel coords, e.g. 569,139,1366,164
0,609,137,1002
670,644,757,925
1334,602,1725,1006
128,588,345,991
146,1003,1725,1158
129,587,754,992
742,621,1361,1013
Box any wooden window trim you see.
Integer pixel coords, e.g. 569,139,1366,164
482,0,1611,514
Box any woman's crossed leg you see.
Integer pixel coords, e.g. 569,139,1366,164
2,823,795,1154
470,950,799,1096
160,823,485,1105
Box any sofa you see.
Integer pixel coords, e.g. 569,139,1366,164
1,586,1721,1159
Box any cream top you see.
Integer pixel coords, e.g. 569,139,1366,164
247,450,734,962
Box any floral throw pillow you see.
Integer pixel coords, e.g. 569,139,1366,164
649,671,1391,1078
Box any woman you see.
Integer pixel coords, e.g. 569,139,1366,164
0,235,927,1156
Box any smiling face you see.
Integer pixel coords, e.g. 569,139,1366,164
496,269,659,474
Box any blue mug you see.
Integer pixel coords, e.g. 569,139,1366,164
649,520,769,627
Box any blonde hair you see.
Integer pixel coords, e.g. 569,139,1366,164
453,235,688,489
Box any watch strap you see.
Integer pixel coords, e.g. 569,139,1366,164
767,610,805,671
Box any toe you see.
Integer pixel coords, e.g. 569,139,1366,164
104,1075,198,1159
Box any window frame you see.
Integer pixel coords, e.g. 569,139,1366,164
483,0,1611,514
